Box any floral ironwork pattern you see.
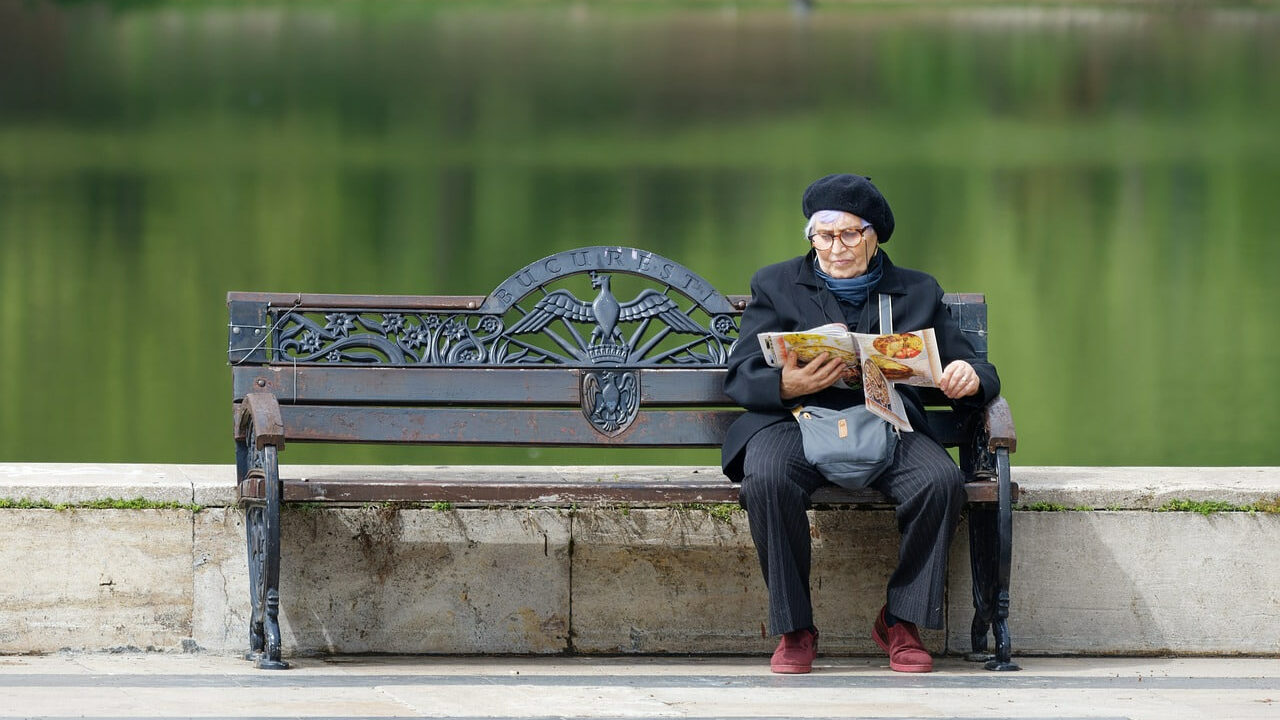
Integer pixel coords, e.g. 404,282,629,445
268,269,740,367
275,311,506,365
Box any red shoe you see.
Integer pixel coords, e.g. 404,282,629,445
872,606,933,673
770,628,818,674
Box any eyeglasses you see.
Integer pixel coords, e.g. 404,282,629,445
808,225,872,250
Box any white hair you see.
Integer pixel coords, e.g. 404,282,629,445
805,210,871,238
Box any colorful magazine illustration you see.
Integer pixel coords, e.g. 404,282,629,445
757,324,944,432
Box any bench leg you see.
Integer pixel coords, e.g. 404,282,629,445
986,448,1018,671
965,448,1019,671
245,503,266,660
965,502,996,663
237,436,266,661
256,445,289,670
236,395,289,669
241,447,288,668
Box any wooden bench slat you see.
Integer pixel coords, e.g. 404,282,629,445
278,477,742,504
227,292,491,311
234,366,734,406
279,406,742,446
237,474,1015,506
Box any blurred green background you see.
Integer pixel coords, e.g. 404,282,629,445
2,0,1278,466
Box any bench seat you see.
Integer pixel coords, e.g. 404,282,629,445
240,470,1016,507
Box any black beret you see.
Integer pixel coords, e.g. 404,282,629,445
801,174,895,244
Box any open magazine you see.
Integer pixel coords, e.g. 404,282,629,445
757,323,944,432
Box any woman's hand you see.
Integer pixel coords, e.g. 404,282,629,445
938,360,981,399
778,343,847,401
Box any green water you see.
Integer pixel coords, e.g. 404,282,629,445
2,1,1278,466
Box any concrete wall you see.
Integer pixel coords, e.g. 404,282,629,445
2,464,1277,657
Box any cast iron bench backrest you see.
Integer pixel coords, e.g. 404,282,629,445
228,246,992,454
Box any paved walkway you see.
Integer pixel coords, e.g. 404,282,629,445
1,653,1277,719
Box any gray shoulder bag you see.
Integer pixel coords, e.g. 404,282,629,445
791,294,899,489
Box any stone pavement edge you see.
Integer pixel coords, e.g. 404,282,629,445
0,653,1277,720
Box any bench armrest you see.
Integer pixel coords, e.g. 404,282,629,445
234,392,285,450
983,395,1017,453
961,395,1016,481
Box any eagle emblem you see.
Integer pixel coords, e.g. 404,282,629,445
506,271,707,364
581,370,640,437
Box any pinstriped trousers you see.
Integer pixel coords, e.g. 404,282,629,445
738,420,965,635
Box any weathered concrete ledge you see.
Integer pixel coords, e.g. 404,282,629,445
2,464,1277,658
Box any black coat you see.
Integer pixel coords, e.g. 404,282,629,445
720,250,1000,482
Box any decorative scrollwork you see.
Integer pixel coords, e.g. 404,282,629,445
244,425,267,482
239,414,268,656
245,504,266,653
275,311,506,365
263,247,741,367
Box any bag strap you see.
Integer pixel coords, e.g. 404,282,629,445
875,293,904,437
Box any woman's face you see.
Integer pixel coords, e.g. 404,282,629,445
811,211,879,279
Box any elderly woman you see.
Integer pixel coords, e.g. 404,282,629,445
721,174,1000,674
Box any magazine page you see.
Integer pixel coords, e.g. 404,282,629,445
758,323,862,389
851,328,944,389
860,359,914,432
754,325,945,433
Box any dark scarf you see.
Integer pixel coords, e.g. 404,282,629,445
813,250,884,310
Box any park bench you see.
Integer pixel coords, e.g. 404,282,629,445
227,245,1019,671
